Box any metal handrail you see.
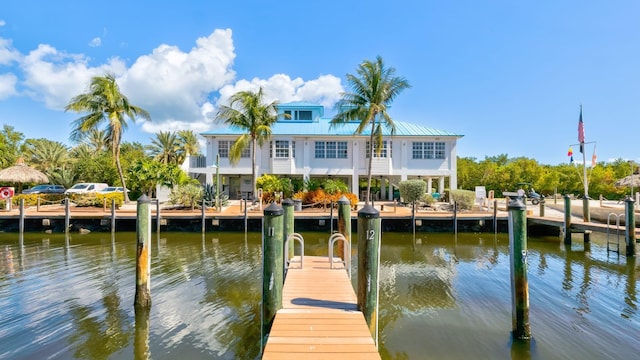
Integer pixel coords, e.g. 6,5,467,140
284,233,304,270
328,233,351,278
607,212,624,253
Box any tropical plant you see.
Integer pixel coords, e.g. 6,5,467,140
169,183,203,210
23,138,69,175
177,130,201,165
330,56,410,205
215,87,280,201
147,131,179,164
65,73,151,203
0,125,25,168
127,158,190,197
203,183,228,208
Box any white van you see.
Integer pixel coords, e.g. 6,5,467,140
65,183,109,195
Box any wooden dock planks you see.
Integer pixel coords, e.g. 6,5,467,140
262,256,381,359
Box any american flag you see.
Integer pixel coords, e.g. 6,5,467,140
578,105,585,153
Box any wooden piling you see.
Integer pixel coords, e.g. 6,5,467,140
539,197,545,217
156,199,161,235
282,198,294,260
111,199,116,234
357,204,381,347
563,195,571,245
201,199,206,234
134,194,152,310
262,202,284,348
19,198,24,234
508,195,531,340
64,196,70,233
134,307,150,360
338,196,352,264
625,198,636,256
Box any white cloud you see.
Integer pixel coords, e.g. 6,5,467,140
8,27,345,137
0,73,18,99
217,73,343,110
21,44,126,109
120,28,237,129
89,37,101,47
0,20,5,27
0,37,21,65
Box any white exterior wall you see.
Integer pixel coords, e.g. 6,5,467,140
191,133,459,197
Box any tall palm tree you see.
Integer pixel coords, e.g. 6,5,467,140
147,131,179,165
215,87,279,201
330,56,410,205
65,73,151,203
177,130,201,165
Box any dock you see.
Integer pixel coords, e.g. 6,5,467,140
262,256,381,360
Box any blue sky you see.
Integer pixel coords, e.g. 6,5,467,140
0,1,638,166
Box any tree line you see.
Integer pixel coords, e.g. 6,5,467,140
457,154,635,200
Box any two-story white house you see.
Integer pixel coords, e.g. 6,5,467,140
186,102,463,200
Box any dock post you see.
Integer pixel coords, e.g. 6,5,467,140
582,197,591,223
539,196,545,217
201,199,206,234
508,195,531,341
282,198,294,261
134,194,152,310
244,199,248,233
64,196,70,234
625,198,636,256
563,195,572,245
156,199,161,235
337,196,352,264
357,204,381,347
19,198,24,234
262,203,284,348
493,200,498,233
111,199,116,234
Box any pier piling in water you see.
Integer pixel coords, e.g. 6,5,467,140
338,196,352,263
262,203,284,347
357,204,381,347
508,195,531,341
563,195,572,244
135,195,152,310
625,198,636,256
282,199,294,261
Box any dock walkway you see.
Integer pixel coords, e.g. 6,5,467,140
262,256,381,360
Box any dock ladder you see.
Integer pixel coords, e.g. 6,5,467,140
328,233,351,279
284,233,304,271
606,212,624,253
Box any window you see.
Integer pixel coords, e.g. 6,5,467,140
366,141,390,158
219,140,249,158
296,110,312,120
412,141,445,159
315,141,348,158
270,140,291,158
283,109,313,120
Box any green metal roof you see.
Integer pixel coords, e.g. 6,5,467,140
202,102,463,138
202,117,462,137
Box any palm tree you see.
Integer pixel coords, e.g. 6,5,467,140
177,130,201,165
23,138,70,175
330,56,410,205
215,87,280,201
65,73,151,203
147,131,179,165
84,128,111,152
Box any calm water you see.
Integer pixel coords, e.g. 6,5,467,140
0,230,637,360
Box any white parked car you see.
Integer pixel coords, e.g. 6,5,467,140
64,183,109,195
99,186,127,194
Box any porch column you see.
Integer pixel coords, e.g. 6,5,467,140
439,177,445,194
427,178,433,193
380,178,387,200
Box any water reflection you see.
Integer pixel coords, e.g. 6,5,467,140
0,231,638,359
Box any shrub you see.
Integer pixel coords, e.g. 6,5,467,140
399,180,426,203
169,183,204,210
420,193,436,206
449,189,475,210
